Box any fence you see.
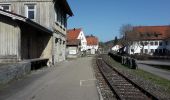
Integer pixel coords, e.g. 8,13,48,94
108,52,137,69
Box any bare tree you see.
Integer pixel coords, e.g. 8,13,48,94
119,24,134,47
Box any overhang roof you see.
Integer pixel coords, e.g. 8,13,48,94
0,9,53,35
56,0,73,16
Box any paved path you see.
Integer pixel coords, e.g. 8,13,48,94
137,60,170,66
137,61,170,80
0,57,99,100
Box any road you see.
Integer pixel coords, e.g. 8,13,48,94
137,60,170,80
0,57,99,100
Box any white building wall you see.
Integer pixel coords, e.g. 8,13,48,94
77,31,87,51
129,40,168,55
112,45,121,51
86,45,99,51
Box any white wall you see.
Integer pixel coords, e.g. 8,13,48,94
112,45,121,51
77,31,87,51
86,45,99,51
129,40,167,55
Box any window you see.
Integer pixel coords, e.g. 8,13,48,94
63,41,65,44
144,49,148,53
165,41,168,45
25,4,36,20
151,49,154,53
144,41,148,46
155,41,158,45
159,42,162,46
55,38,59,43
140,42,144,46
150,41,153,46
163,49,166,53
0,4,11,11
155,49,158,53
159,49,162,53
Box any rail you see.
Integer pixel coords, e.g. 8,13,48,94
96,55,159,100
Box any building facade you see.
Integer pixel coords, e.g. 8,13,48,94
67,28,87,52
86,35,99,54
0,9,53,62
66,39,81,58
126,26,170,56
0,0,73,64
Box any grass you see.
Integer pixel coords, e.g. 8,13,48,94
102,54,170,93
134,69,170,91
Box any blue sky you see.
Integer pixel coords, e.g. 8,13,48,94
67,0,170,42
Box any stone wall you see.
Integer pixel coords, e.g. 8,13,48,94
0,62,31,85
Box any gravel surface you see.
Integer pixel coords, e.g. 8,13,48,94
103,55,170,100
92,58,117,100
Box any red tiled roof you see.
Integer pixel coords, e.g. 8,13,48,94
67,28,81,40
86,36,98,45
132,26,170,40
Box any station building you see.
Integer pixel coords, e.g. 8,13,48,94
0,0,73,64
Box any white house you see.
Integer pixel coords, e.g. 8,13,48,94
126,26,170,56
67,28,87,52
112,45,122,51
86,35,99,54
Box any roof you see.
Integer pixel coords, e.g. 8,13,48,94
56,0,73,16
128,26,170,40
66,39,80,46
67,28,81,40
86,36,98,45
0,9,53,35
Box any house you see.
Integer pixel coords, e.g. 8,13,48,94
66,39,81,58
125,25,170,56
86,35,99,54
0,9,52,63
112,45,122,52
0,0,73,64
67,28,87,52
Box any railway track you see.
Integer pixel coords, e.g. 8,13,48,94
96,56,159,100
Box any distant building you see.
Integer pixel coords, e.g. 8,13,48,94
66,39,81,58
112,45,122,52
0,0,73,64
86,35,99,54
67,28,87,52
125,25,170,56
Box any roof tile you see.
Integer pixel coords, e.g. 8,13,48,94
132,26,170,40
67,28,81,40
86,36,98,45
